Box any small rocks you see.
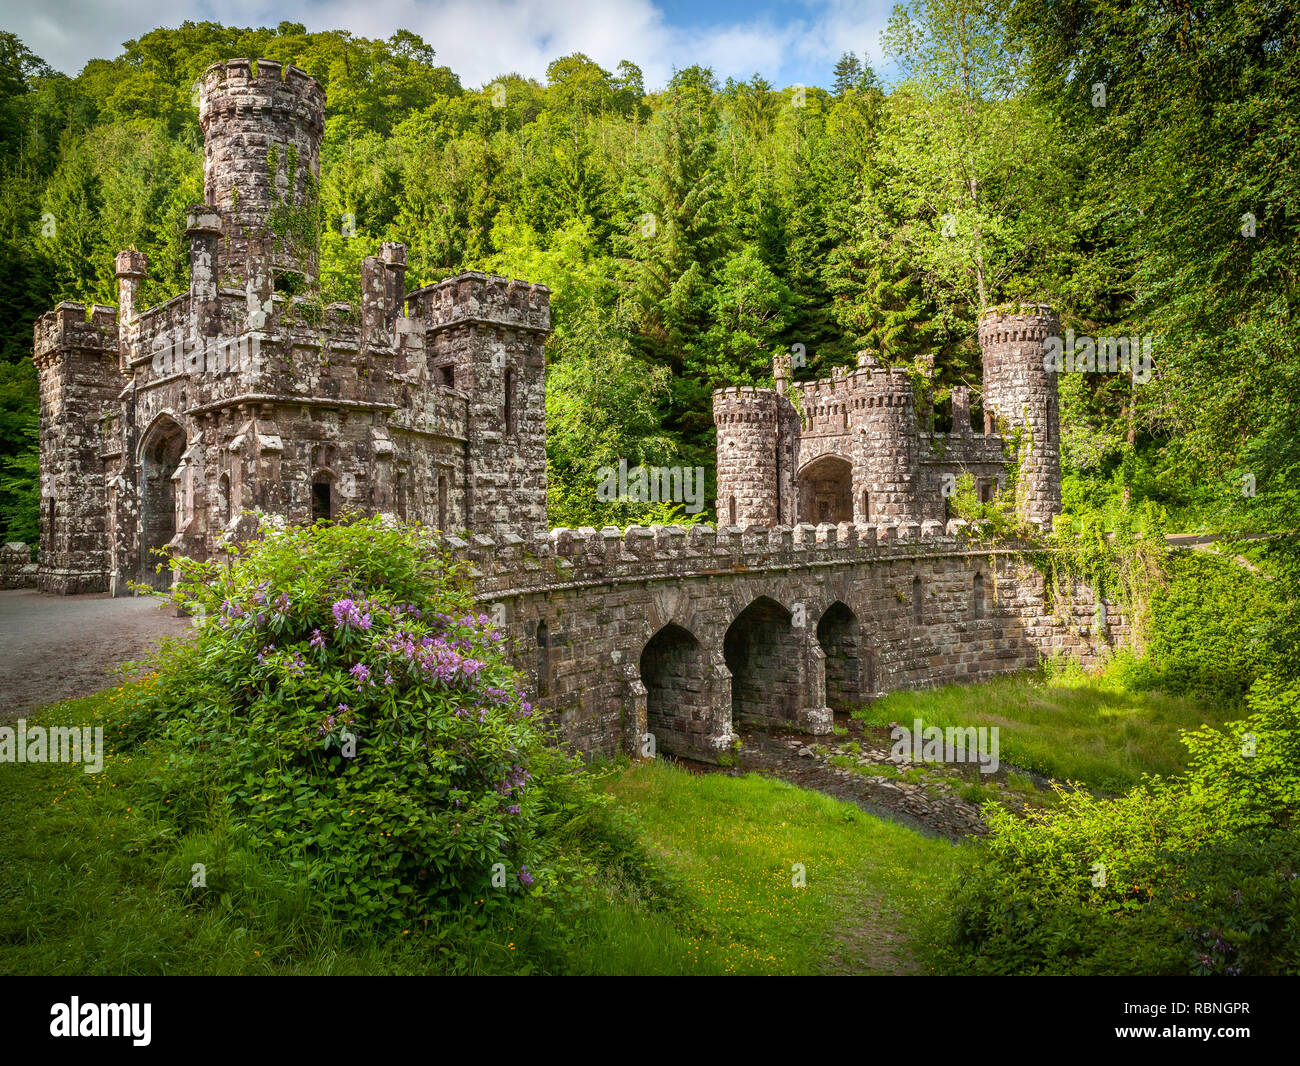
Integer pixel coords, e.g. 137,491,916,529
731,725,1054,841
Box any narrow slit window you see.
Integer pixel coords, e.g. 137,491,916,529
504,367,517,436
536,621,550,698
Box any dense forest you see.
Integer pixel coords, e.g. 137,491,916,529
0,2,1295,585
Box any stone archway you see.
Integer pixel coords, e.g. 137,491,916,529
639,623,710,757
139,416,186,589
724,596,801,728
797,454,853,525
816,601,863,713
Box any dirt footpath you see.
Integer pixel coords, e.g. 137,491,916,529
0,590,192,721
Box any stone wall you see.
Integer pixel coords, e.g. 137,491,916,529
0,543,36,588
26,55,1121,772
448,519,1129,762
716,320,1061,538
197,59,326,282
32,305,121,594
978,305,1062,527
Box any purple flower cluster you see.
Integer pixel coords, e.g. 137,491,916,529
379,630,484,687
332,597,372,631
496,764,532,809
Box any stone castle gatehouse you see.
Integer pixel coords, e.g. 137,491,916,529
34,58,548,597
32,59,1125,762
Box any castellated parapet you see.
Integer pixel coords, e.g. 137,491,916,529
33,57,1100,768
714,387,794,527
33,60,550,597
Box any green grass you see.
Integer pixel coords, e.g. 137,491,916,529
852,667,1230,793
1,687,962,976
0,691,473,975
601,761,961,974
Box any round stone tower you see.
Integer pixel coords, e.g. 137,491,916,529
978,304,1062,528
848,354,924,523
197,58,325,283
714,387,796,527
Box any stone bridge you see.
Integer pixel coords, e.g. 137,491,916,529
455,519,1128,762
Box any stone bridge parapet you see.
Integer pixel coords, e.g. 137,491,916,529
441,520,1128,763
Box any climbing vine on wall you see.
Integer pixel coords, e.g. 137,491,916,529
264,143,324,296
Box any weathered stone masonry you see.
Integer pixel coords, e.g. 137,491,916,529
34,59,549,599
32,58,1125,763
459,522,1128,762
714,310,1062,533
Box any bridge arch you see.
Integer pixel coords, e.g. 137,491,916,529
724,596,801,728
639,622,713,759
816,600,864,713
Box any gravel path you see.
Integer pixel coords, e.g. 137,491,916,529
0,590,192,722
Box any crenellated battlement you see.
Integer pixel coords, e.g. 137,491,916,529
794,367,916,434
409,272,551,334
714,300,1060,531
977,304,1057,346
198,59,325,130
33,303,118,361
445,517,1020,593
713,386,779,424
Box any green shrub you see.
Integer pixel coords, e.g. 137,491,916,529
944,676,1300,974
128,514,637,933
1118,552,1282,705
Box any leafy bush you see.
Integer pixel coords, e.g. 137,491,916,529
1117,551,1282,704
128,514,654,933
944,676,1300,975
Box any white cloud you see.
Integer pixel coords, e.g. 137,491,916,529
6,0,894,90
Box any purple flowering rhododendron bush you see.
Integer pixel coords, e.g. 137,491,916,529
132,514,586,930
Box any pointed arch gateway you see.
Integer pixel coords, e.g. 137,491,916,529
138,414,187,589
797,454,853,525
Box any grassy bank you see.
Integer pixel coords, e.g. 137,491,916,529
600,762,961,974
0,686,961,975
853,666,1230,793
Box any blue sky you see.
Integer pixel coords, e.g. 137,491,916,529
3,0,900,90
